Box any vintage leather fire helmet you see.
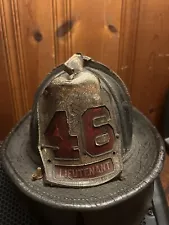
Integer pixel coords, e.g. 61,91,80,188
2,53,165,224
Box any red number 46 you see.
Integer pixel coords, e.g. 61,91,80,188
45,106,114,159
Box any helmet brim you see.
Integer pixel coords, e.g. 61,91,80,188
1,107,165,211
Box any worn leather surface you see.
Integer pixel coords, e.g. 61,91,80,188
0,142,154,225
82,184,153,225
1,108,165,211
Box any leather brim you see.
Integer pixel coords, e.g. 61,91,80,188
1,108,165,211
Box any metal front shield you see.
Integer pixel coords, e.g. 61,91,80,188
37,57,123,187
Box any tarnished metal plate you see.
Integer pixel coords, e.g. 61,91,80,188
37,68,123,187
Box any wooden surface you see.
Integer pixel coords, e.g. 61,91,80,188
0,0,169,138
131,0,169,125
161,153,169,205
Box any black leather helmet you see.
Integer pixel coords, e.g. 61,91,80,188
2,53,165,225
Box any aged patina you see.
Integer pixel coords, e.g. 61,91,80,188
2,53,165,225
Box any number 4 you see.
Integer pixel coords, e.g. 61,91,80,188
45,106,114,159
